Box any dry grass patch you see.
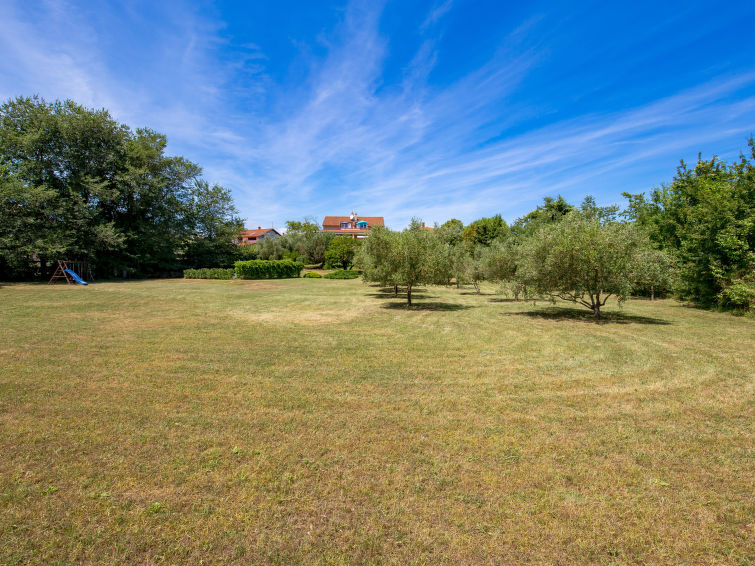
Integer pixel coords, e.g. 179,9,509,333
0,279,753,564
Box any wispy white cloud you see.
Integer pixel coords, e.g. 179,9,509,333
1,0,754,229
223,2,755,227
420,0,454,33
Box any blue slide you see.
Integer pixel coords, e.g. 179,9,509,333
64,269,88,285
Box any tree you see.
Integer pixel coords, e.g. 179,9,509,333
512,195,575,238
392,219,451,306
621,141,755,308
255,235,287,260
437,218,464,246
516,213,649,318
356,219,451,306
0,95,243,279
285,218,321,236
633,248,677,301
579,195,620,224
355,226,400,294
481,238,529,300
182,180,243,268
282,219,336,265
300,231,334,265
0,167,68,279
324,236,359,269
463,214,508,247
449,242,485,293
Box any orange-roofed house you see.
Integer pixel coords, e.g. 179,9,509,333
235,227,281,245
322,212,384,239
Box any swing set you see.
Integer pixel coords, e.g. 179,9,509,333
48,260,94,285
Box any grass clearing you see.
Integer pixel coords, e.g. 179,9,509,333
1,279,753,564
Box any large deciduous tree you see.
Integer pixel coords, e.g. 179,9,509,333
622,141,754,309
463,214,508,247
0,95,242,279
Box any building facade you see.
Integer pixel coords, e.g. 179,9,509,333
322,212,385,239
236,227,281,245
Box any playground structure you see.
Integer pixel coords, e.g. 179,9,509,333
48,260,94,285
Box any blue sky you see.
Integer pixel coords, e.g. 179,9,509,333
1,0,754,229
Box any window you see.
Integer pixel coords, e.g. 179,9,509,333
356,221,368,229
341,222,351,229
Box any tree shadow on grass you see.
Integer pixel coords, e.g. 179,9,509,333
459,291,496,296
504,306,672,325
488,297,520,303
381,301,472,311
370,286,429,293
365,292,438,300
366,287,437,300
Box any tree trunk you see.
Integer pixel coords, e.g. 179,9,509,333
593,304,601,318
393,284,398,297
651,285,655,301
407,284,412,306
473,280,480,294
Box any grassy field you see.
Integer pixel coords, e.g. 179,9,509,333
1,278,753,565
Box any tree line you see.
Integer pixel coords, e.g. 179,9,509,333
355,147,755,316
241,219,361,270
1,96,751,312
0,96,243,279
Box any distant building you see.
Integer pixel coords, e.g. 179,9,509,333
235,227,281,245
322,212,385,239
420,222,433,230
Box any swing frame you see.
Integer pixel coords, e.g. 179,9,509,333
48,260,95,284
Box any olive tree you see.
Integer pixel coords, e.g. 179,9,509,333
355,226,400,294
516,213,649,318
450,243,486,293
481,239,529,300
392,220,452,305
633,247,677,300
357,219,452,306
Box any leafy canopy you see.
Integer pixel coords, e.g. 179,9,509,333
516,212,653,318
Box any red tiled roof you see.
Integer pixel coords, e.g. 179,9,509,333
322,216,384,228
239,228,280,238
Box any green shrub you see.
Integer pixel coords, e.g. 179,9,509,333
324,236,360,269
303,272,322,278
324,269,360,280
234,259,304,279
183,268,235,280
721,278,755,312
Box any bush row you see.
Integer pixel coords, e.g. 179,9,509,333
324,269,360,280
234,259,304,279
184,268,235,279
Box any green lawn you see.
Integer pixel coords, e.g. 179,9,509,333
1,279,753,564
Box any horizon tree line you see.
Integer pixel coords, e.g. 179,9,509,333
1,95,752,313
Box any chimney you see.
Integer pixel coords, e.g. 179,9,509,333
421,222,425,228
258,226,261,230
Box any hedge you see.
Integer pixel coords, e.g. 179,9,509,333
184,268,235,280
324,269,360,280
234,259,304,279
303,272,322,278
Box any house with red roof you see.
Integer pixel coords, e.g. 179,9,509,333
235,227,281,245
322,212,384,239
